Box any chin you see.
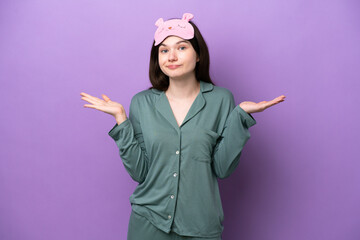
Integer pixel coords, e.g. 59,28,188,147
169,75,188,80
166,72,184,78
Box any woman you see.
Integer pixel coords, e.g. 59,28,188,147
80,13,285,240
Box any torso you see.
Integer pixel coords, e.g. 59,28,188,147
166,92,199,127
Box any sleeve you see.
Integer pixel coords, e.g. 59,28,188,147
211,93,256,179
108,95,149,183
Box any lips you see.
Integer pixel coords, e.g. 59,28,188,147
167,65,181,69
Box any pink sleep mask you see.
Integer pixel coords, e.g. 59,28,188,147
154,13,195,46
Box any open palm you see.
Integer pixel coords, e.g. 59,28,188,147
239,95,286,114
80,92,127,120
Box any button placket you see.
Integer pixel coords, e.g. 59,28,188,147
168,130,181,223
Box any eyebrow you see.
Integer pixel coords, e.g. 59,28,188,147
159,40,189,47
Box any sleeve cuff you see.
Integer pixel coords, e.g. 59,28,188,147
108,118,131,140
235,105,257,128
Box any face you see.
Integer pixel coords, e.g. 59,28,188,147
158,36,199,80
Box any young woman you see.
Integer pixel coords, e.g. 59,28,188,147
80,13,285,240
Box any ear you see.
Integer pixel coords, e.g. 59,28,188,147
155,18,164,27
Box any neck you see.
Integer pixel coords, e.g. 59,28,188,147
166,75,200,99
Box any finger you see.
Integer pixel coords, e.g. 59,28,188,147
81,92,105,104
83,104,110,114
263,99,281,108
81,96,100,106
268,95,286,104
272,96,284,102
80,92,93,97
83,104,99,109
102,94,111,102
258,95,285,109
276,95,286,100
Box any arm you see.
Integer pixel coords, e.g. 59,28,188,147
108,95,149,183
211,93,256,179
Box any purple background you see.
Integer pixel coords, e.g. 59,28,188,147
1,0,359,239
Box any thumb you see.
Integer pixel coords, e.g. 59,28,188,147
102,94,111,102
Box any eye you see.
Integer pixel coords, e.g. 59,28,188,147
179,46,186,50
160,49,168,53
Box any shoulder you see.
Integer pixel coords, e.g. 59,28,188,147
129,88,158,110
131,89,154,102
205,85,236,111
210,85,235,102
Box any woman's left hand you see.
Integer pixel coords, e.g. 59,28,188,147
239,95,286,114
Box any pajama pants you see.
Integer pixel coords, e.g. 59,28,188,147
127,210,222,240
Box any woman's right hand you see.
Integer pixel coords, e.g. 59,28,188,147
80,92,127,125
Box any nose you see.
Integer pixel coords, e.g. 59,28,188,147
168,49,177,62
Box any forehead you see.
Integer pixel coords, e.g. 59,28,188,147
160,36,190,46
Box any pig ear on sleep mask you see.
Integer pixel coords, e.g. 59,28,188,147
153,13,195,46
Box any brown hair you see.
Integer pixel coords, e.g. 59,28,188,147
148,20,215,91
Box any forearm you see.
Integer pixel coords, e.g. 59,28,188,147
211,105,256,179
109,119,149,183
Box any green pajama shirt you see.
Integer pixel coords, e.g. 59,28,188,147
127,209,222,240
108,80,256,239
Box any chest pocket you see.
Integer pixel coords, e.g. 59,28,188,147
189,127,220,163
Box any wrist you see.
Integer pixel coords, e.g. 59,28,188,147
239,103,246,111
239,104,252,114
115,114,127,125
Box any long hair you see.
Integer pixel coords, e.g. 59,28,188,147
148,20,215,91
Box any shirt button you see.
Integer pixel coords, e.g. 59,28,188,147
170,195,175,199
175,150,180,155
173,173,178,177
168,215,172,219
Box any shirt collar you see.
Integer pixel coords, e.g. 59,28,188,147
152,80,213,129
151,80,214,95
